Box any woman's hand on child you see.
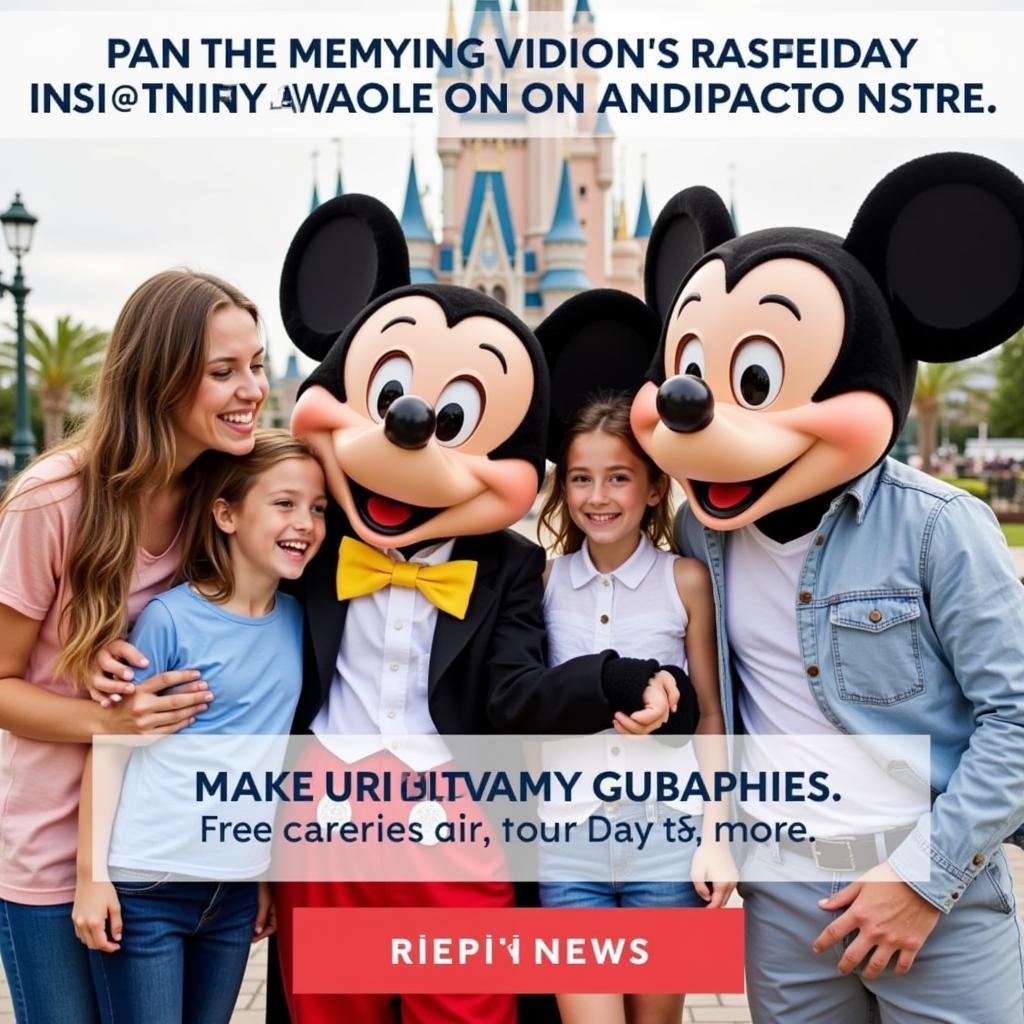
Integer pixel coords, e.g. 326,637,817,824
253,882,277,942
72,880,122,953
101,673,213,735
612,670,679,734
691,842,738,908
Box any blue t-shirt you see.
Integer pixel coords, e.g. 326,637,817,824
106,583,304,878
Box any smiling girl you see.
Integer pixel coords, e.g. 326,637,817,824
0,270,268,1023
72,430,326,1024
538,392,732,1024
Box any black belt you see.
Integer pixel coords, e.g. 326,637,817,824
779,826,914,872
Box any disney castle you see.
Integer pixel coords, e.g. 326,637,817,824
268,0,657,425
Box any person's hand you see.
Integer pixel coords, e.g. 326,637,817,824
72,879,122,953
87,638,152,706
253,882,277,942
691,841,738,908
612,670,677,735
812,861,941,977
100,673,213,735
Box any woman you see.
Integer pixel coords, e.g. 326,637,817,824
0,269,269,1023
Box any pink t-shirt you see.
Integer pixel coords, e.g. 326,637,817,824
0,452,181,905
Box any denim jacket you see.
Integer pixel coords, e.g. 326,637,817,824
679,457,1024,913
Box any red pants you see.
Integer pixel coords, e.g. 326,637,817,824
274,878,516,1024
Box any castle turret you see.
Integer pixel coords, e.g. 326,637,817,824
401,156,437,283
540,158,591,314
608,196,642,297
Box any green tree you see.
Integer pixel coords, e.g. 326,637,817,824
0,384,43,449
989,329,1024,438
913,362,986,472
1,316,108,450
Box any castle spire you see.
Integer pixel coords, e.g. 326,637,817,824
333,138,344,197
401,155,433,243
545,158,586,244
309,150,320,212
634,180,652,239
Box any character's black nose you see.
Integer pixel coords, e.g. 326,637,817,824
656,374,715,434
384,395,436,450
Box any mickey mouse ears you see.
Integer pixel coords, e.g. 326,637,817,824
844,152,1024,362
280,194,411,361
535,289,662,462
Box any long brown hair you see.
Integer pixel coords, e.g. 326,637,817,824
179,430,323,603
539,391,675,556
0,269,259,688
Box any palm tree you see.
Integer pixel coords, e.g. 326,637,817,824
1,316,108,449
913,361,987,473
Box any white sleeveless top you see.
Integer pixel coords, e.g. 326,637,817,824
541,535,702,820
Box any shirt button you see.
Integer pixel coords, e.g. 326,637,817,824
602,578,611,588
799,591,812,604
951,891,960,901
393,621,404,631
816,535,825,546
973,854,986,866
600,614,610,624
386,710,397,720
389,662,400,672
807,665,820,678
610,746,621,756
869,610,882,624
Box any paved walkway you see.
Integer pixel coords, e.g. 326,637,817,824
1,846,1021,1023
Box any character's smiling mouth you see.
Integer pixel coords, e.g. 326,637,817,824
690,462,794,520
347,479,445,537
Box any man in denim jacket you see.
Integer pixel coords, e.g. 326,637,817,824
632,153,1024,1021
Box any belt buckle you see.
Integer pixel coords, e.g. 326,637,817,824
812,837,856,872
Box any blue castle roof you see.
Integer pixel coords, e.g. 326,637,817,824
462,170,516,265
284,352,301,380
335,169,344,197
400,157,433,243
545,160,586,245
594,109,613,136
309,182,320,213
634,181,652,239
539,267,592,292
573,0,592,22
469,1,508,46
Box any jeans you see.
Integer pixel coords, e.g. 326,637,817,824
0,898,101,1024
538,804,706,909
88,880,258,1024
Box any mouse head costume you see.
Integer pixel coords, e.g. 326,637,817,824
281,194,663,542
630,152,1024,527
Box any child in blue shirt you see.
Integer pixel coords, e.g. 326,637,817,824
72,430,327,1024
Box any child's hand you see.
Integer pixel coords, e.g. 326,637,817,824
87,638,150,707
691,842,739,908
253,882,277,942
612,670,677,734
72,879,122,953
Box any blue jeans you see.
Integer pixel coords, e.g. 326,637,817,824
0,898,101,1023
539,804,706,909
88,880,257,1024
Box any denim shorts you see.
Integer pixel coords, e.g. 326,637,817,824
538,803,705,909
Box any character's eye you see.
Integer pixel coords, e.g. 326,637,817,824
731,338,784,409
675,335,705,379
434,378,484,447
367,353,413,422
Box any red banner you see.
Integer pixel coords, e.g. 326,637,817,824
293,908,745,994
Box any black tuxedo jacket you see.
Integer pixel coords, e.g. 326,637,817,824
293,502,620,736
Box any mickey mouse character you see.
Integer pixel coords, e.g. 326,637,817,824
631,153,1024,1022
268,194,697,1024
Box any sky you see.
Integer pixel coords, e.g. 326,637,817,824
1,0,1021,377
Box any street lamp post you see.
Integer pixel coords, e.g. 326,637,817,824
0,193,38,472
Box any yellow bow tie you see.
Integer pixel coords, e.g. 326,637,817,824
335,536,478,620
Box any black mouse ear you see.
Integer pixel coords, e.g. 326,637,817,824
535,289,662,463
644,186,735,321
844,153,1024,363
279,194,411,362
